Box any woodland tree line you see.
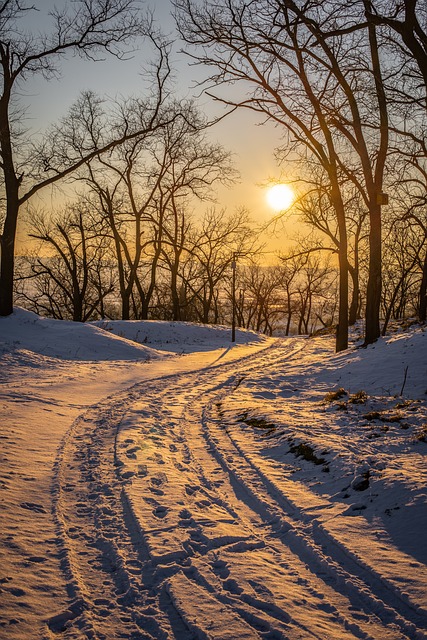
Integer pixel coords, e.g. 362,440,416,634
1,0,426,350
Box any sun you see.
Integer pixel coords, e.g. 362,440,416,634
266,183,295,211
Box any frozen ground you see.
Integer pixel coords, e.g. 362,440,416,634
0,308,426,639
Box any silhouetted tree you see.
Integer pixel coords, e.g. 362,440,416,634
186,207,256,323
82,103,235,320
0,0,172,316
15,206,114,321
174,0,390,350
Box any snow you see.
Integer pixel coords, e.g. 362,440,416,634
1,308,426,639
92,318,265,353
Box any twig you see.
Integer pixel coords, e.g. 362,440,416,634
400,365,409,396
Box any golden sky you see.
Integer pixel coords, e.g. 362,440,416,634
19,0,298,254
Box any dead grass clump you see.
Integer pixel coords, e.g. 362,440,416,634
395,399,413,409
238,413,276,437
289,442,326,466
364,411,382,421
349,390,368,404
323,387,347,403
336,402,348,411
364,410,403,423
414,424,427,442
384,411,404,423
242,416,276,430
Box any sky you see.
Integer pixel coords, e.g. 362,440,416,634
19,0,296,254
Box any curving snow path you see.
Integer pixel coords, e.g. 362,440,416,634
50,341,426,639
1,317,426,640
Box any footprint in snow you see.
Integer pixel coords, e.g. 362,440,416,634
196,499,211,508
150,473,167,486
126,446,140,458
185,484,200,495
211,559,230,579
47,610,77,633
253,390,276,400
27,556,47,564
20,501,46,514
148,485,164,495
0,618,20,627
343,503,367,515
178,509,195,527
120,471,135,480
223,578,242,594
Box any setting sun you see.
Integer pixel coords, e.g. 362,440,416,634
266,183,295,211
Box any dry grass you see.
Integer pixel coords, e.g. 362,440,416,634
323,387,347,403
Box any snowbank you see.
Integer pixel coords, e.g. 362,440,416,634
0,308,164,361
325,326,427,399
0,308,267,362
92,318,267,353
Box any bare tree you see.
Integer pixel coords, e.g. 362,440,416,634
82,102,236,320
397,157,427,323
381,219,423,332
279,250,337,335
82,130,165,321
15,205,114,321
185,207,256,323
0,0,173,316
152,111,237,320
174,0,390,350
235,264,283,335
296,180,368,326
366,0,427,98
277,254,303,336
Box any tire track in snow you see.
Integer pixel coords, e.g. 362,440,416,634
200,349,427,638
52,339,424,639
51,340,279,638
116,341,407,639
198,388,426,639
152,357,422,640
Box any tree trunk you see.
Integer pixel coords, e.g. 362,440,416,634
171,267,180,321
0,208,17,316
333,189,349,351
141,242,162,319
0,84,19,317
121,294,130,320
364,1,388,345
348,282,359,326
419,247,427,323
348,249,360,326
73,292,84,322
336,245,349,350
365,202,382,344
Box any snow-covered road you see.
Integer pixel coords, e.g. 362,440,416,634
52,339,427,640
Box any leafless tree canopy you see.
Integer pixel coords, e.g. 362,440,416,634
3,0,427,342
